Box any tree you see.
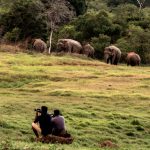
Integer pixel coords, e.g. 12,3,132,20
0,0,48,40
44,0,77,54
91,34,111,59
136,0,146,10
68,0,87,16
47,10,60,54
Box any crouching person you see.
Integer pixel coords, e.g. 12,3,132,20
32,106,52,138
52,109,66,136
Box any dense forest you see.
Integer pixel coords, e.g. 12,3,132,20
0,0,150,64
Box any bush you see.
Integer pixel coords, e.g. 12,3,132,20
91,34,111,59
58,25,82,41
0,0,48,41
68,0,87,16
3,27,21,42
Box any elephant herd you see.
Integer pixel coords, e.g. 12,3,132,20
32,38,141,66
57,39,95,58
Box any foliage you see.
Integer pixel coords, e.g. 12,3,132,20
3,27,21,42
116,23,150,64
128,30,150,64
91,34,111,59
68,0,87,16
0,0,48,40
107,0,150,7
59,25,83,41
86,0,108,12
107,0,137,7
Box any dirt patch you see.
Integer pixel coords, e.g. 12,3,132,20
36,135,73,144
99,140,119,148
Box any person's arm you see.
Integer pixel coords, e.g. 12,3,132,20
34,112,39,123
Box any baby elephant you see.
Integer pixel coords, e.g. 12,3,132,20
57,39,82,54
126,52,141,66
33,39,47,53
82,43,95,58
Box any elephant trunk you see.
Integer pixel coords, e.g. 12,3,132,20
104,54,109,63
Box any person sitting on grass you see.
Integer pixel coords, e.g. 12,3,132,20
52,109,66,136
32,106,52,138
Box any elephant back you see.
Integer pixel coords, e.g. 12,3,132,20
127,52,141,66
109,45,121,54
68,39,82,53
57,39,82,53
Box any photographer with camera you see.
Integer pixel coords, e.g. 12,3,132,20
32,106,52,138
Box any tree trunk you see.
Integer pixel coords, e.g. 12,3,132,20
49,29,53,54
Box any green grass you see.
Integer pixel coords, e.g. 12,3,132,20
0,51,150,150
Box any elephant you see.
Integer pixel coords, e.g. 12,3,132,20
126,52,141,66
33,39,47,53
57,39,82,54
104,45,121,65
82,43,95,58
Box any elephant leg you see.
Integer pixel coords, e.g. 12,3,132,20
68,46,71,53
127,61,130,66
114,59,118,65
66,43,72,53
92,53,94,58
110,57,113,64
114,62,117,65
107,58,109,64
112,55,116,65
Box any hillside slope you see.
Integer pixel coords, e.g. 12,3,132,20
0,51,150,150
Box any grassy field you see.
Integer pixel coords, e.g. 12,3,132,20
0,50,150,150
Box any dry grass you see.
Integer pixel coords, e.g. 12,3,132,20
0,43,27,53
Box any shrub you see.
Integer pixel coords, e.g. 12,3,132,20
91,34,111,59
0,0,48,41
3,27,21,42
68,0,87,16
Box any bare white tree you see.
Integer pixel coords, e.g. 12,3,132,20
48,11,58,54
46,0,76,54
136,0,146,11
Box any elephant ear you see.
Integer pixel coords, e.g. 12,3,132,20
107,47,113,55
104,47,110,53
64,41,69,48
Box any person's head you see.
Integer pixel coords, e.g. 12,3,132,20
54,109,60,116
41,106,48,114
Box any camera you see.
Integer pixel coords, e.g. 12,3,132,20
34,108,41,113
